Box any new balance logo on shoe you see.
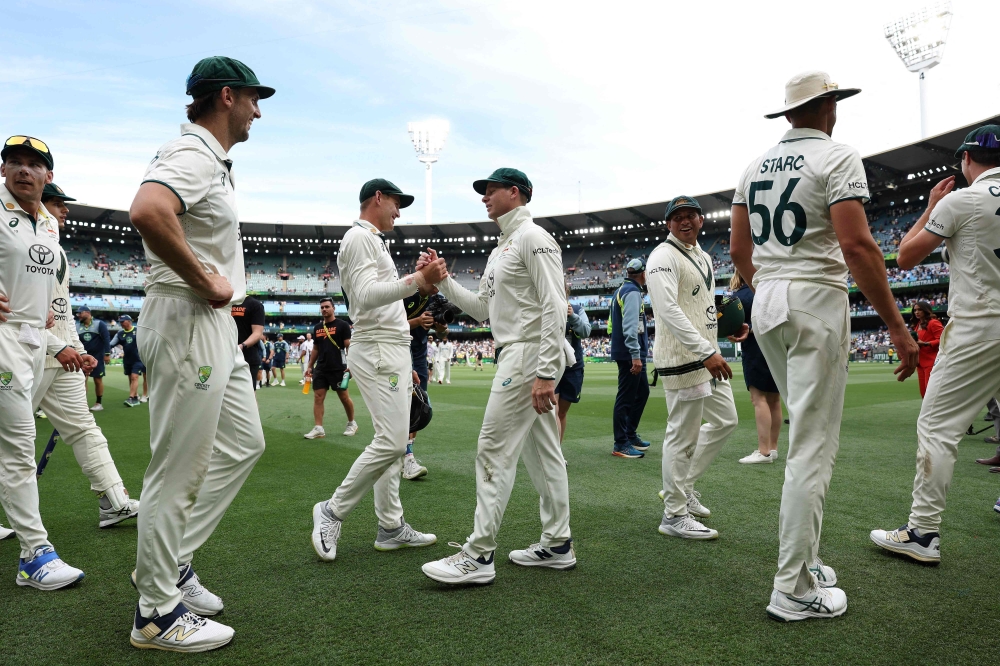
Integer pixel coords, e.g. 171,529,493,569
162,625,199,642
455,560,479,575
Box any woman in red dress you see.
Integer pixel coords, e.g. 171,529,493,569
912,301,943,397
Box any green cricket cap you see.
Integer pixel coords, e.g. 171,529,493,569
955,124,1000,158
186,56,275,99
359,178,414,208
473,168,533,203
42,183,76,202
664,195,702,221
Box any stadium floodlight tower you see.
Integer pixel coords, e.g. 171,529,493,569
408,120,450,225
884,2,953,138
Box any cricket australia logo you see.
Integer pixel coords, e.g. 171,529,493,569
0,371,12,389
195,365,212,390
388,374,399,392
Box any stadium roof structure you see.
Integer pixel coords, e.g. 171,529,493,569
66,113,998,245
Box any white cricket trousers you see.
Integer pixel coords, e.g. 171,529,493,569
908,317,1000,533
328,340,410,528
754,281,849,596
0,323,52,558
135,286,265,617
464,341,570,559
661,380,738,517
442,359,451,383
32,368,123,494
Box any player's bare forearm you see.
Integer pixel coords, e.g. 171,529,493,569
898,176,955,270
729,205,756,288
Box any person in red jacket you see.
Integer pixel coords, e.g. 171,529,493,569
912,301,943,397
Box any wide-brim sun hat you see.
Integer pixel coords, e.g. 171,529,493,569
764,71,860,119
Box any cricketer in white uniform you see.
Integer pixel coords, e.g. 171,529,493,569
871,125,1000,564
437,339,453,383
32,183,141,528
128,57,273,652
421,168,575,585
298,333,313,384
0,136,89,590
310,179,447,561
646,196,742,541
730,72,917,622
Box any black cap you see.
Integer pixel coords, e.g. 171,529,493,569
42,183,76,202
473,168,533,203
664,195,702,221
186,56,275,99
2,135,53,170
359,179,414,208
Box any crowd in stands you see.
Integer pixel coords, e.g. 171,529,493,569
850,292,949,318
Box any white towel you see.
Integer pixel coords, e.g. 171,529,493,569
18,323,42,350
562,339,576,370
752,279,790,336
669,380,713,402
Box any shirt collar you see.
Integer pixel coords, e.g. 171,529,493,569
779,127,831,143
180,123,232,166
496,206,531,237
666,232,701,251
973,166,1000,184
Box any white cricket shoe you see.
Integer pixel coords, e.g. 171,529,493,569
90,403,104,412
869,524,941,563
99,498,140,528
304,425,325,440
739,450,774,464
343,421,359,437
131,603,234,653
686,491,710,518
177,563,224,616
658,514,718,540
0,523,14,540
445,381,451,384
140,396,148,403
508,540,577,570
809,558,837,588
311,501,342,561
422,543,495,585
279,380,286,387
16,546,85,590
401,455,427,480
770,450,780,461
374,520,437,551
766,585,847,622
658,489,665,500
35,408,47,419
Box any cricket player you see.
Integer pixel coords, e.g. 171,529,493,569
310,179,447,562
871,125,1000,564
298,333,313,384
647,196,745,541
31,182,141,528
730,71,917,621
303,297,357,439
271,332,289,386
0,135,90,590
76,305,110,410
127,56,273,652
109,314,146,406
437,338,453,384
421,168,574,585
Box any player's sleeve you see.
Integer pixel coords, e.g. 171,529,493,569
340,234,418,310
100,321,111,354
646,252,717,360
620,291,642,360
569,304,592,338
522,226,566,380
141,143,215,214
924,193,961,238
44,330,69,358
825,145,870,207
436,258,491,321
249,299,265,327
732,163,752,207
109,332,121,348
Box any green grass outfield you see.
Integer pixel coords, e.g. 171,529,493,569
2,363,998,665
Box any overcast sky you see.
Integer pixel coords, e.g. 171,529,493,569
3,0,995,226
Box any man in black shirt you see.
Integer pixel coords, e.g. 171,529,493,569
232,296,265,392
304,297,356,439
402,291,448,480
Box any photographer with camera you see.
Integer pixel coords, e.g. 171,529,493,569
402,291,451,479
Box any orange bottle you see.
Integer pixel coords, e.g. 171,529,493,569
302,379,311,394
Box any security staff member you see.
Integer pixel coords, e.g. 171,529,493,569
303,297,356,439
556,289,592,444
128,56,273,651
402,291,447,479
0,135,89,590
271,333,289,386
76,305,110,410
310,179,446,561
421,168,575,585
232,295,265,391
109,315,145,406
610,258,650,458
33,182,141,528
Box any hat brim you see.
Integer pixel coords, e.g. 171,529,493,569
397,194,414,209
472,178,532,202
764,88,861,119
666,203,702,220
253,85,276,100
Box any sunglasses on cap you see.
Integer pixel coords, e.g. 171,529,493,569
5,135,50,155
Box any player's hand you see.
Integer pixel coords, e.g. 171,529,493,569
567,303,574,316
702,353,733,381
417,283,439,297
889,326,919,382
0,293,10,323
415,250,433,271
104,354,111,363
304,367,312,379
81,354,97,376
55,347,85,373
412,370,420,385
195,273,234,309
531,377,557,414
727,323,750,343
926,176,956,211
417,311,434,330
630,358,643,375
418,258,449,285
46,311,55,329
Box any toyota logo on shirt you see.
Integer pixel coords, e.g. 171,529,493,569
29,244,55,266
52,297,68,314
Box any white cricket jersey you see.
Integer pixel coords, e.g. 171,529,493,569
337,219,417,344
45,245,86,369
301,340,314,357
140,123,247,304
925,166,1000,321
0,184,63,328
437,206,566,380
734,128,870,291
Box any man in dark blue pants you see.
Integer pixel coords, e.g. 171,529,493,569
610,259,650,458
402,291,447,480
